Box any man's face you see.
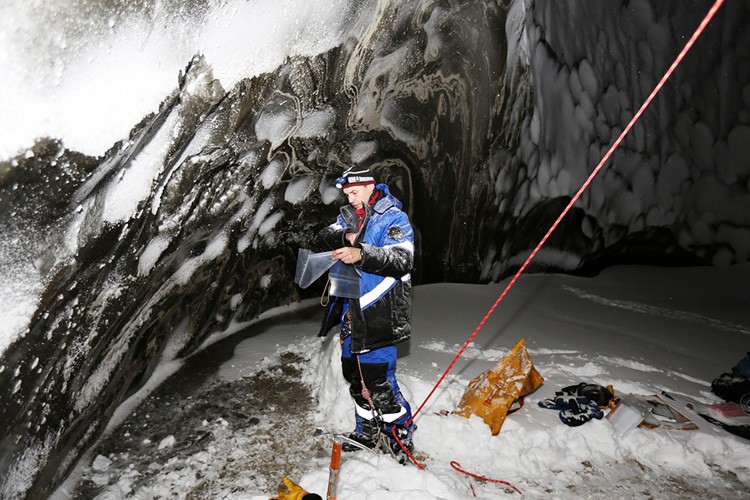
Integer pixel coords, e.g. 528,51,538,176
342,183,375,210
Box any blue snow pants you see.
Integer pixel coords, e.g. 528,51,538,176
340,335,413,440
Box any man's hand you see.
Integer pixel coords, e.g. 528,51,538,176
333,246,362,265
345,232,357,246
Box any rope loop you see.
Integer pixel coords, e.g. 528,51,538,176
450,461,523,496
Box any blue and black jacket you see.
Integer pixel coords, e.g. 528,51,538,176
313,184,414,353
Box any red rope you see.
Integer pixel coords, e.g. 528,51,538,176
392,0,725,473
451,461,523,496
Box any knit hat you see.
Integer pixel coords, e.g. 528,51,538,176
335,166,376,189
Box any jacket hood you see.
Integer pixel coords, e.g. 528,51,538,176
373,183,402,212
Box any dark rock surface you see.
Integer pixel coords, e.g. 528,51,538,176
74,349,322,499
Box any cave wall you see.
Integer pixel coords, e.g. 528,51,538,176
0,0,748,498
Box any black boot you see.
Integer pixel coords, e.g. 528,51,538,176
342,417,379,452
382,423,415,465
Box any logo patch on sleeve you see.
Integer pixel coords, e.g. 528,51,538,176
388,225,405,241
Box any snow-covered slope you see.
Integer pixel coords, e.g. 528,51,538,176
60,264,750,499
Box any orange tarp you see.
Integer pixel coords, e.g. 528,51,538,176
455,339,544,435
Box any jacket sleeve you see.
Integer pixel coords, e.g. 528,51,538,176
356,211,414,277
312,220,346,252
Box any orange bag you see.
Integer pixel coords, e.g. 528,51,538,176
455,339,544,435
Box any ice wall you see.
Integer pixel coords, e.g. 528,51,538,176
482,0,750,279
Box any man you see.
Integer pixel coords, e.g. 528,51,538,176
313,165,415,460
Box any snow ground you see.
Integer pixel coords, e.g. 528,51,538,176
57,264,750,499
